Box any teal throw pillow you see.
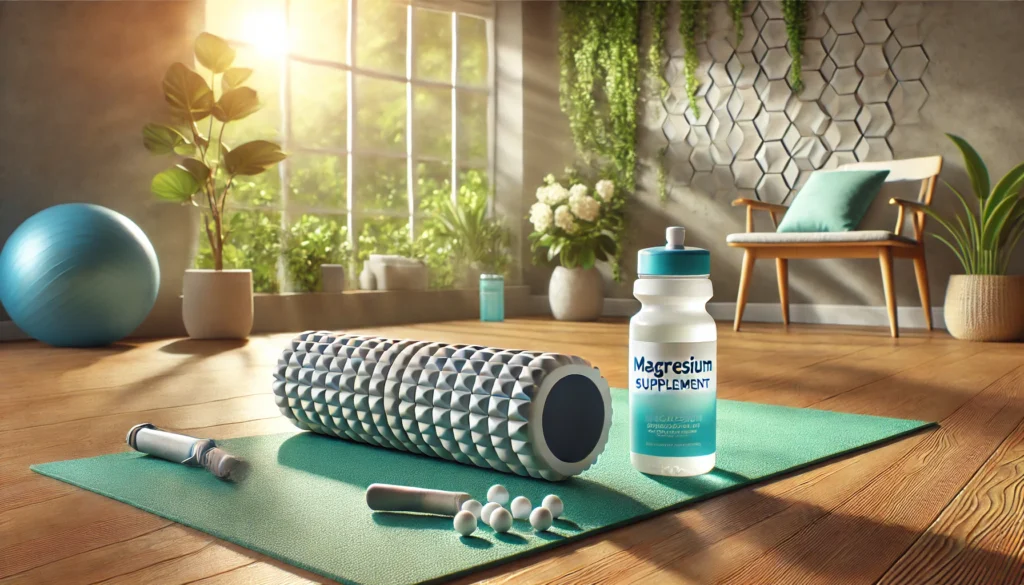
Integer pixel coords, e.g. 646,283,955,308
776,169,890,233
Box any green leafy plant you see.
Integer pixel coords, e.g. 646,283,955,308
529,174,618,270
195,209,282,293
729,0,746,44
285,215,351,293
908,134,1024,275
143,32,286,270
679,0,709,117
782,0,806,92
646,1,669,99
423,172,511,278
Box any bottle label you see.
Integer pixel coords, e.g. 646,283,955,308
629,340,716,458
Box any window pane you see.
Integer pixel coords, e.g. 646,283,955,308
217,46,283,146
413,8,451,82
354,155,407,211
357,217,411,265
232,172,282,207
356,0,406,75
413,86,452,160
457,90,487,162
289,153,346,208
416,160,451,205
195,210,282,293
285,213,350,292
291,61,347,150
206,0,286,48
290,0,347,62
355,75,406,153
457,15,488,86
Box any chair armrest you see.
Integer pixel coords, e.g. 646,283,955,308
731,198,788,232
889,198,928,240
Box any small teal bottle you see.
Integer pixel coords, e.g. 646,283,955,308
479,274,504,322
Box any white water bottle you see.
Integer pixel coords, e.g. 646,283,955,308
629,226,717,476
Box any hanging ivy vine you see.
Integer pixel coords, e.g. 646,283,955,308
729,0,745,45
783,0,807,92
559,0,639,278
678,0,709,117
646,0,668,98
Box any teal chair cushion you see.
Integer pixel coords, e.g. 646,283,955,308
777,169,891,233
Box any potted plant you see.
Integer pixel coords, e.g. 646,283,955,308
529,174,618,321
142,33,286,339
911,134,1024,341
429,172,511,287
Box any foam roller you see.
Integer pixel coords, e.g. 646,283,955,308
272,331,613,481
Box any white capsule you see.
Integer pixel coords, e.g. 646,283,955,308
541,494,564,518
461,499,483,519
489,507,513,533
510,496,532,520
487,484,509,505
481,501,502,525
529,506,553,531
453,510,477,536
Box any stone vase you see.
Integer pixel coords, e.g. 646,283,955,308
548,266,603,321
182,269,253,339
321,264,346,293
944,275,1024,341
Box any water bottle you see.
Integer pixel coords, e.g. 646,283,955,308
629,226,717,476
479,274,504,322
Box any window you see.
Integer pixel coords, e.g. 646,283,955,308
201,0,494,292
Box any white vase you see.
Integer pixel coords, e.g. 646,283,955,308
182,269,253,339
321,264,346,293
549,266,604,321
944,274,1024,341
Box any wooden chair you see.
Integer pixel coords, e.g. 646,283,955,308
727,156,944,338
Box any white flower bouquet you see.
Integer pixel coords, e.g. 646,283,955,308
528,174,619,269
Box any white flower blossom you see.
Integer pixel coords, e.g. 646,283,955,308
554,205,577,234
529,202,553,232
538,183,569,206
569,192,601,222
595,179,615,202
568,183,588,199
543,173,556,185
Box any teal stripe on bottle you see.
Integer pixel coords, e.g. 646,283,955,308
629,391,716,458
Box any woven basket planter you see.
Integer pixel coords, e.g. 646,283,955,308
944,275,1024,341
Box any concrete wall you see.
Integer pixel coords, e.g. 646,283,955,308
0,0,202,336
521,1,1024,308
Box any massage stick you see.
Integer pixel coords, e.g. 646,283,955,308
126,423,247,481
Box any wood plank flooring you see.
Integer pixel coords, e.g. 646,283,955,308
2,318,1022,584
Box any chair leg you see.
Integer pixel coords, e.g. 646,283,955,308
913,252,933,330
878,247,899,338
776,258,789,326
734,250,755,331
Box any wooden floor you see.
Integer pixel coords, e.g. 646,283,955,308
2,318,1023,585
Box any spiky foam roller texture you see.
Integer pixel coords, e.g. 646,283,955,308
272,332,613,481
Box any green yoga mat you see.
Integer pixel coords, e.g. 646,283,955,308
32,393,932,585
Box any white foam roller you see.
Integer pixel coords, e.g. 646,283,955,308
272,331,613,481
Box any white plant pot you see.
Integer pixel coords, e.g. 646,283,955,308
321,264,346,293
182,269,253,339
549,265,603,321
944,274,1024,341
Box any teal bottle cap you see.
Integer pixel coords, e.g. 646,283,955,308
637,227,710,276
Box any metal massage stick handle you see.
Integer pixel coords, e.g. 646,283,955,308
126,423,247,481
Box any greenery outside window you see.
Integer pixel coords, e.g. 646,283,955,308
201,0,495,292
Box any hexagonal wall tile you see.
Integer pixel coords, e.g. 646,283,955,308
756,141,788,173
889,3,923,29
712,165,734,191
792,136,828,170
730,18,759,52
687,125,711,148
822,29,838,52
684,96,713,126
732,159,764,190
690,147,714,172
761,20,789,49
643,98,668,129
884,36,902,65
754,70,769,94
708,37,734,63
831,34,865,67
831,67,863,95
751,4,769,31
854,10,891,44
729,121,761,160
705,84,730,111
824,121,861,151
825,2,861,34
757,173,789,204
893,46,928,81
890,80,928,124
663,85,690,115
805,11,830,39
761,1,784,19
803,39,828,70
857,104,894,138
788,100,829,137
821,86,861,121
858,71,897,104
821,57,837,81
783,159,800,189
761,48,792,80
754,110,790,141
759,79,792,112
727,52,759,89
823,150,859,169
690,171,717,194
711,138,734,166
752,37,768,62
857,45,888,78
797,70,827,101
707,109,732,143
667,142,695,184
893,24,923,47
709,62,731,87
854,137,893,162
783,124,801,152
862,1,895,20
728,87,761,121
662,115,690,143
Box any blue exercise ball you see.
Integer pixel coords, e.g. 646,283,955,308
0,203,160,347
